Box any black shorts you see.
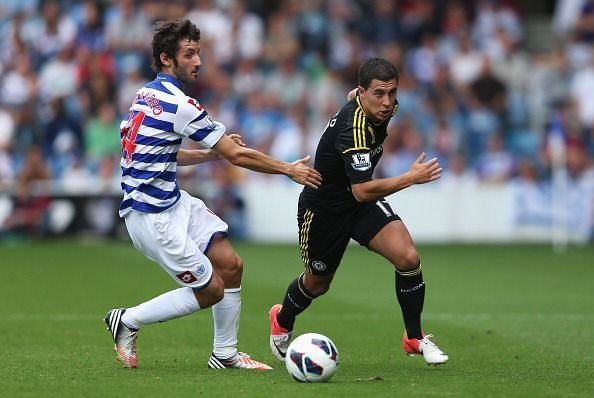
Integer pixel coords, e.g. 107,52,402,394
297,197,401,276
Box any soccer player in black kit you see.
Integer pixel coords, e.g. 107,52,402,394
268,57,448,365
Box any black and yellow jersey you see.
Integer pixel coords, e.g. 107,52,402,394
301,96,398,213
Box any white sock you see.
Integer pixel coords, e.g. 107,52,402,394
211,287,241,359
122,287,200,329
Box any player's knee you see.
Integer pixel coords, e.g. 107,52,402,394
220,254,243,287
395,248,420,271
310,283,330,297
304,278,331,297
230,254,243,277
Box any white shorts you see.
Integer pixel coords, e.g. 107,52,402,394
124,190,228,289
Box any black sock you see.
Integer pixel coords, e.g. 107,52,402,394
395,266,425,340
277,274,314,331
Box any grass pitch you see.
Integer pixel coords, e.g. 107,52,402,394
1,240,593,397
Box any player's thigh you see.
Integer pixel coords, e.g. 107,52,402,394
368,220,419,270
183,192,241,285
351,199,418,270
186,191,229,253
298,206,351,276
124,201,214,289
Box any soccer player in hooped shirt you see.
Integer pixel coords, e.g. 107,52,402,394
104,19,321,370
268,58,449,365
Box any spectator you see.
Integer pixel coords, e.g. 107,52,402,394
0,107,16,187
439,152,479,190
475,132,516,183
75,0,107,52
1,146,51,239
186,0,232,67
116,56,148,116
41,96,84,177
104,0,151,76
449,32,483,88
228,0,264,61
469,56,507,113
37,44,78,103
0,51,37,108
21,0,76,66
569,57,594,131
84,101,121,168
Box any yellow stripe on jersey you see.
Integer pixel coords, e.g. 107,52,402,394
346,98,369,152
396,265,422,277
342,146,371,153
299,209,314,270
355,107,367,149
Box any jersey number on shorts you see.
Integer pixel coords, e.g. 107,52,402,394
121,111,145,164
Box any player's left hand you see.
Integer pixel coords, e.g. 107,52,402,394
288,155,322,189
209,134,245,160
228,133,246,147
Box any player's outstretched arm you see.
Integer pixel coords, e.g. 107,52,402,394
177,134,246,166
351,152,442,202
212,134,322,189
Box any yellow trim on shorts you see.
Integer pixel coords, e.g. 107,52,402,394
300,209,314,271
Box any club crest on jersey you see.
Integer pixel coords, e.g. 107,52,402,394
196,263,206,276
351,152,371,171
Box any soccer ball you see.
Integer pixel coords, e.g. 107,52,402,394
285,333,339,383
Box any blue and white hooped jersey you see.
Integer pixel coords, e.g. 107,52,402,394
119,73,225,217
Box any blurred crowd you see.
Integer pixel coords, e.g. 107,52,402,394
0,0,593,240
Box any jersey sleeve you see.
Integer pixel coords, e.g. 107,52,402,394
336,110,374,184
174,97,226,149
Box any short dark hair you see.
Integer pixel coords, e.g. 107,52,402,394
151,19,201,72
357,57,399,89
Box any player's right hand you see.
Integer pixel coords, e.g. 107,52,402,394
408,152,442,184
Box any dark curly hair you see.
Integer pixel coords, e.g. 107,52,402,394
357,57,399,89
151,19,201,72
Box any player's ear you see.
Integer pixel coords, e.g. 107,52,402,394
160,52,172,67
357,85,365,98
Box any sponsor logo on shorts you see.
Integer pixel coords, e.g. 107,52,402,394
311,261,326,272
176,271,198,284
351,152,371,171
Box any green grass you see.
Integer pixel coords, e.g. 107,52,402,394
1,241,593,397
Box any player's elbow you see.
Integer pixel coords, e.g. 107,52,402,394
351,185,372,202
352,192,371,202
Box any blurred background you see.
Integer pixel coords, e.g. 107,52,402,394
0,0,592,246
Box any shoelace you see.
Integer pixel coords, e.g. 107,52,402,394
421,334,436,346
